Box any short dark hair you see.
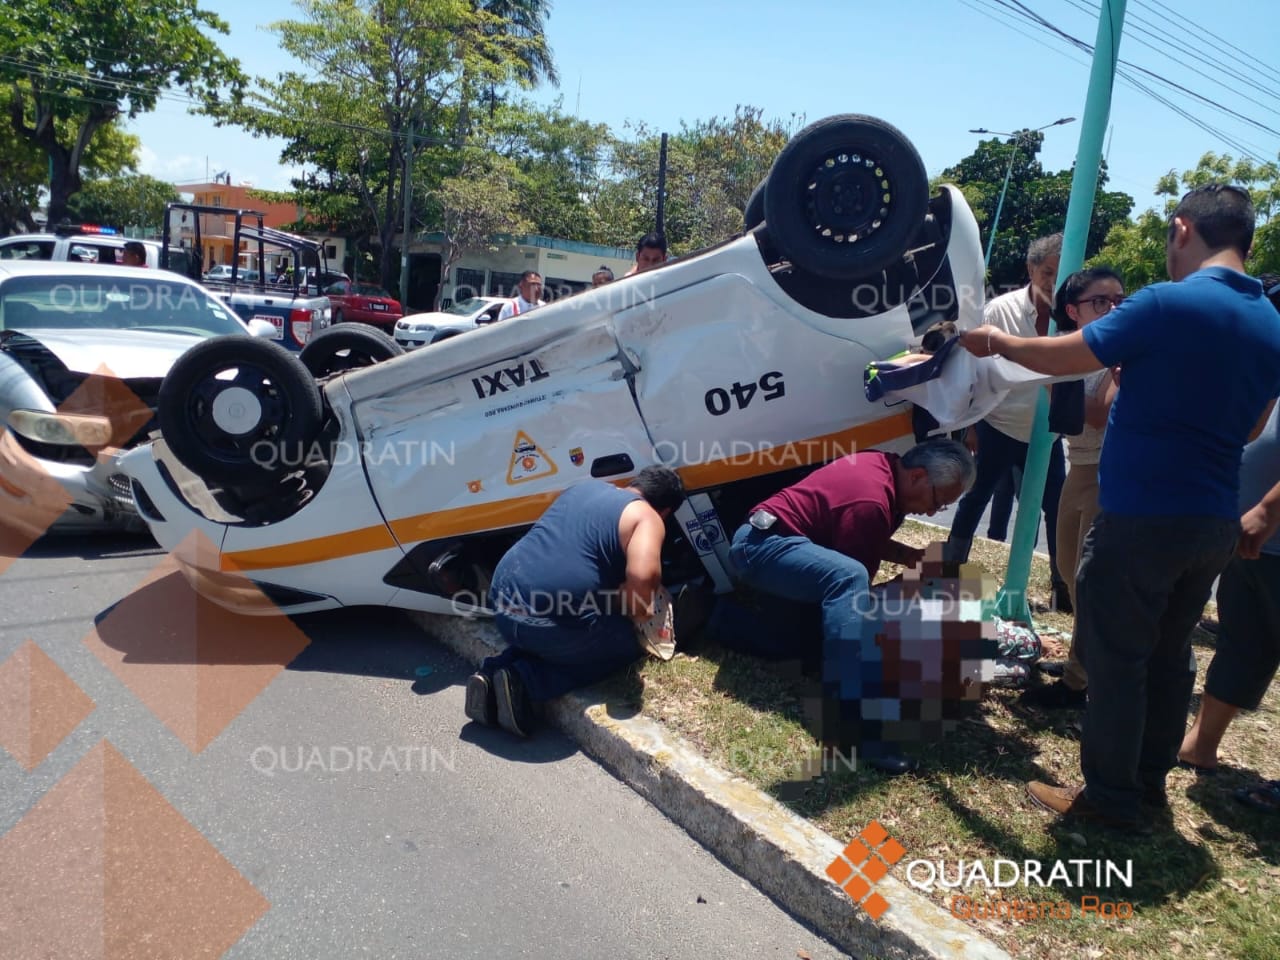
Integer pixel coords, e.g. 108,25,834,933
593,265,614,280
1169,183,1255,258
628,465,684,512
520,270,542,283
124,241,147,259
1052,265,1123,329
636,232,667,255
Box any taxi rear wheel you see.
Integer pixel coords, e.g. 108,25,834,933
764,114,928,280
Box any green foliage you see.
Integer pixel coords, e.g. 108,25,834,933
0,107,140,233
482,98,611,241
215,0,553,291
592,106,802,255
1090,153,1280,285
936,132,1134,292
436,150,531,306
68,174,181,232
0,0,245,223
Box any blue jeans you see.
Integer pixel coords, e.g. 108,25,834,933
480,603,641,703
715,524,888,751
944,420,1067,585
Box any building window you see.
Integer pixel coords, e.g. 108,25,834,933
325,244,337,258
544,278,584,301
453,268,486,302
488,271,523,298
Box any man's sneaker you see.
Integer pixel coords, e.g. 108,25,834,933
1021,679,1087,709
493,667,538,737
464,671,496,726
1050,582,1073,614
1026,781,1153,834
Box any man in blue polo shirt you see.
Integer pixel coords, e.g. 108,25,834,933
960,184,1280,831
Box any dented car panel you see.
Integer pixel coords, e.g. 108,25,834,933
121,171,988,615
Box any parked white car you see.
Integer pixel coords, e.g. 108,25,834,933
393,296,508,349
0,262,276,535
0,228,196,276
120,114,986,617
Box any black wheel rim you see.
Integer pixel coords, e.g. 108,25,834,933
184,361,294,466
803,150,894,247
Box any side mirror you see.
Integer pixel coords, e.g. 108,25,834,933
247,318,278,339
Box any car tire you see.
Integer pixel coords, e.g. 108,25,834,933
764,114,928,280
743,175,767,231
158,336,324,486
299,323,405,378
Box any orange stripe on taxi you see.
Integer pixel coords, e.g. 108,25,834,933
220,413,914,572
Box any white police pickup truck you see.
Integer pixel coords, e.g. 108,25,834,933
0,223,197,275
161,203,332,352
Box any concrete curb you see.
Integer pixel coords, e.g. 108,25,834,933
408,610,1012,960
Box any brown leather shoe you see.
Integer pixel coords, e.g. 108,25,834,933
1026,781,1153,834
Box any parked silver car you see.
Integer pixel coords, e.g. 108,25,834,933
0,261,274,536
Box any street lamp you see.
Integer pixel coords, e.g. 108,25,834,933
968,117,1076,268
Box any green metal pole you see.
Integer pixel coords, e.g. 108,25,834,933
996,0,1128,621
985,143,1019,268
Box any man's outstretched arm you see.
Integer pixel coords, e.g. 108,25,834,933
960,326,1105,377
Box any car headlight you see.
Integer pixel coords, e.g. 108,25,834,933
7,410,113,446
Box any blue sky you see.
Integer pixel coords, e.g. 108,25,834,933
129,0,1280,215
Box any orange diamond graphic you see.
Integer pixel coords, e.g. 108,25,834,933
863,891,890,920
0,641,95,771
0,428,74,576
0,739,268,957
826,856,854,887
83,531,312,753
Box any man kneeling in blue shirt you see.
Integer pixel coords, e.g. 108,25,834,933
466,467,685,737
962,184,1280,831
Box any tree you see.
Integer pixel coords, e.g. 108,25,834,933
67,173,180,232
936,131,1134,292
593,106,801,255
0,114,140,234
217,0,553,292
481,98,611,241
0,0,245,225
435,152,530,308
1091,154,1280,284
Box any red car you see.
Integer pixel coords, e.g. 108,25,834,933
324,280,403,330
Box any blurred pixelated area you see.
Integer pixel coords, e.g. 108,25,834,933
794,544,1001,783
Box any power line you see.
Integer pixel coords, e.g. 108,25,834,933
971,0,1278,164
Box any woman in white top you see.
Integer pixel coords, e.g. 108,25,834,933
1024,266,1126,709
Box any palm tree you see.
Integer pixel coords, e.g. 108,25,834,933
478,0,559,88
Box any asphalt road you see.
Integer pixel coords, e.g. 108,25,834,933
0,534,848,960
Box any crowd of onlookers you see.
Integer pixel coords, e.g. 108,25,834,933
461,184,1280,827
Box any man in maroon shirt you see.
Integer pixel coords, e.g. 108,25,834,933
708,438,975,773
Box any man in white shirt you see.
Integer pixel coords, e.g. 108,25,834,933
496,271,546,322
942,233,1069,604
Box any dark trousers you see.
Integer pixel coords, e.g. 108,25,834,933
943,420,1067,585
1204,553,1280,711
1075,513,1237,818
481,613,641,702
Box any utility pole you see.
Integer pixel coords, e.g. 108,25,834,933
656,133,668,237
400,123,413,309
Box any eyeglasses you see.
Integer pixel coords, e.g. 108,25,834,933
1073,294,1125,314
